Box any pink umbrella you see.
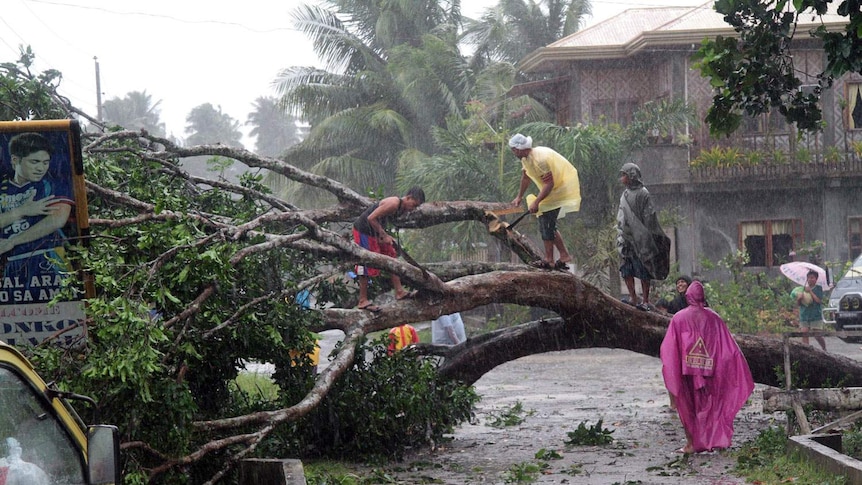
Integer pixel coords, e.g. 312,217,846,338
779,262,829,288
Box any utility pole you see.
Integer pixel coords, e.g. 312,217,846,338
93,56,102,122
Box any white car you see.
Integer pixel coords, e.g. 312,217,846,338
823,254,862,339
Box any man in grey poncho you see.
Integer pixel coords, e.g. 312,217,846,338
616,163,670,311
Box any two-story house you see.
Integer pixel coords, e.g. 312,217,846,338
514,1,862,280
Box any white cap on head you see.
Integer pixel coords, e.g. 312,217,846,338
508,133,532,150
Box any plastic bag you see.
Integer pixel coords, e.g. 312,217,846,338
0,437,50,485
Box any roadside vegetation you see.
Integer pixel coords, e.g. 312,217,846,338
734,427,847,484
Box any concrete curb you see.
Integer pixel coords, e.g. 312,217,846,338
789,433,862,483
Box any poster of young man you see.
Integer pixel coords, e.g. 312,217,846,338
0,120,92,347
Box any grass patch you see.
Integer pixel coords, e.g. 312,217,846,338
305,461,366,485
417,326,431,343
734,426,849,484
231,371,278,401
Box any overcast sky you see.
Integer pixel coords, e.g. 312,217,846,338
1,0,703,147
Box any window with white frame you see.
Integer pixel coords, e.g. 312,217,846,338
739,219,803,267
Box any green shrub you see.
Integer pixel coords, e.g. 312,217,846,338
843,422,862,460
699,251,796,335
690,146,742,168
735,426,787,470
744,150,765,166
824,146,843,163
261,335,479,460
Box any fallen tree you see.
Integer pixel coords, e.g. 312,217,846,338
763,388,862,413
37,129,862,482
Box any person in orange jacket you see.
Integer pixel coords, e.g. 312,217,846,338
387,324,419,354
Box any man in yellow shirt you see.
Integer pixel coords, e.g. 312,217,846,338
509,133,582,270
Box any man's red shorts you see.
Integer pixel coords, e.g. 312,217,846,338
353,228,397,277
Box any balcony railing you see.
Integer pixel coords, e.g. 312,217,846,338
690,159,862,182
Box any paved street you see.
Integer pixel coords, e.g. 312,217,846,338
798,334,862,360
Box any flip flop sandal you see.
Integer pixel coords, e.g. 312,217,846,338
635,303,652,312
529,260,553,270
396,290,418,300
553,260,569,271
357,303,382,312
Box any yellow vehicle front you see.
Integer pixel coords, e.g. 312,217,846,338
0,342,118,484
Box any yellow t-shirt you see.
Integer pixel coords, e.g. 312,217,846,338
388,324,419,352
520,146,581,217
289,343,321,367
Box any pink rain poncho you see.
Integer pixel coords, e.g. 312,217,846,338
660,281,755,452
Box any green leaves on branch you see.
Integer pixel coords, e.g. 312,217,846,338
265,336,480,460
0,46,67,121
693,0,832,136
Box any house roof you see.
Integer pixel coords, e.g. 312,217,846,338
547,6,700,48
519,0,848,73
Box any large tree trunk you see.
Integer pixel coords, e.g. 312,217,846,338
356,270,862,389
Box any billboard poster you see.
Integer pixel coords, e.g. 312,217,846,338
0,120,93,347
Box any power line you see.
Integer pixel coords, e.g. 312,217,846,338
0,5,92,110
24,0,301,34
5,0,95,107
0,9,30,56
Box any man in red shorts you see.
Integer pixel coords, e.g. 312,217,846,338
353,186,425,312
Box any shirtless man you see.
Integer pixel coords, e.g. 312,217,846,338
352,187,425,312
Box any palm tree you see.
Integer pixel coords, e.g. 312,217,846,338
454,0,592,154
184,103,243,148
464,0,592,65
246,97,305,158
182,103,246,182
270,0,473,205
102,90,166,137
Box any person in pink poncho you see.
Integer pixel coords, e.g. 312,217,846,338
660,280,755,454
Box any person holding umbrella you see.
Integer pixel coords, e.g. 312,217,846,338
792,269,826,350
